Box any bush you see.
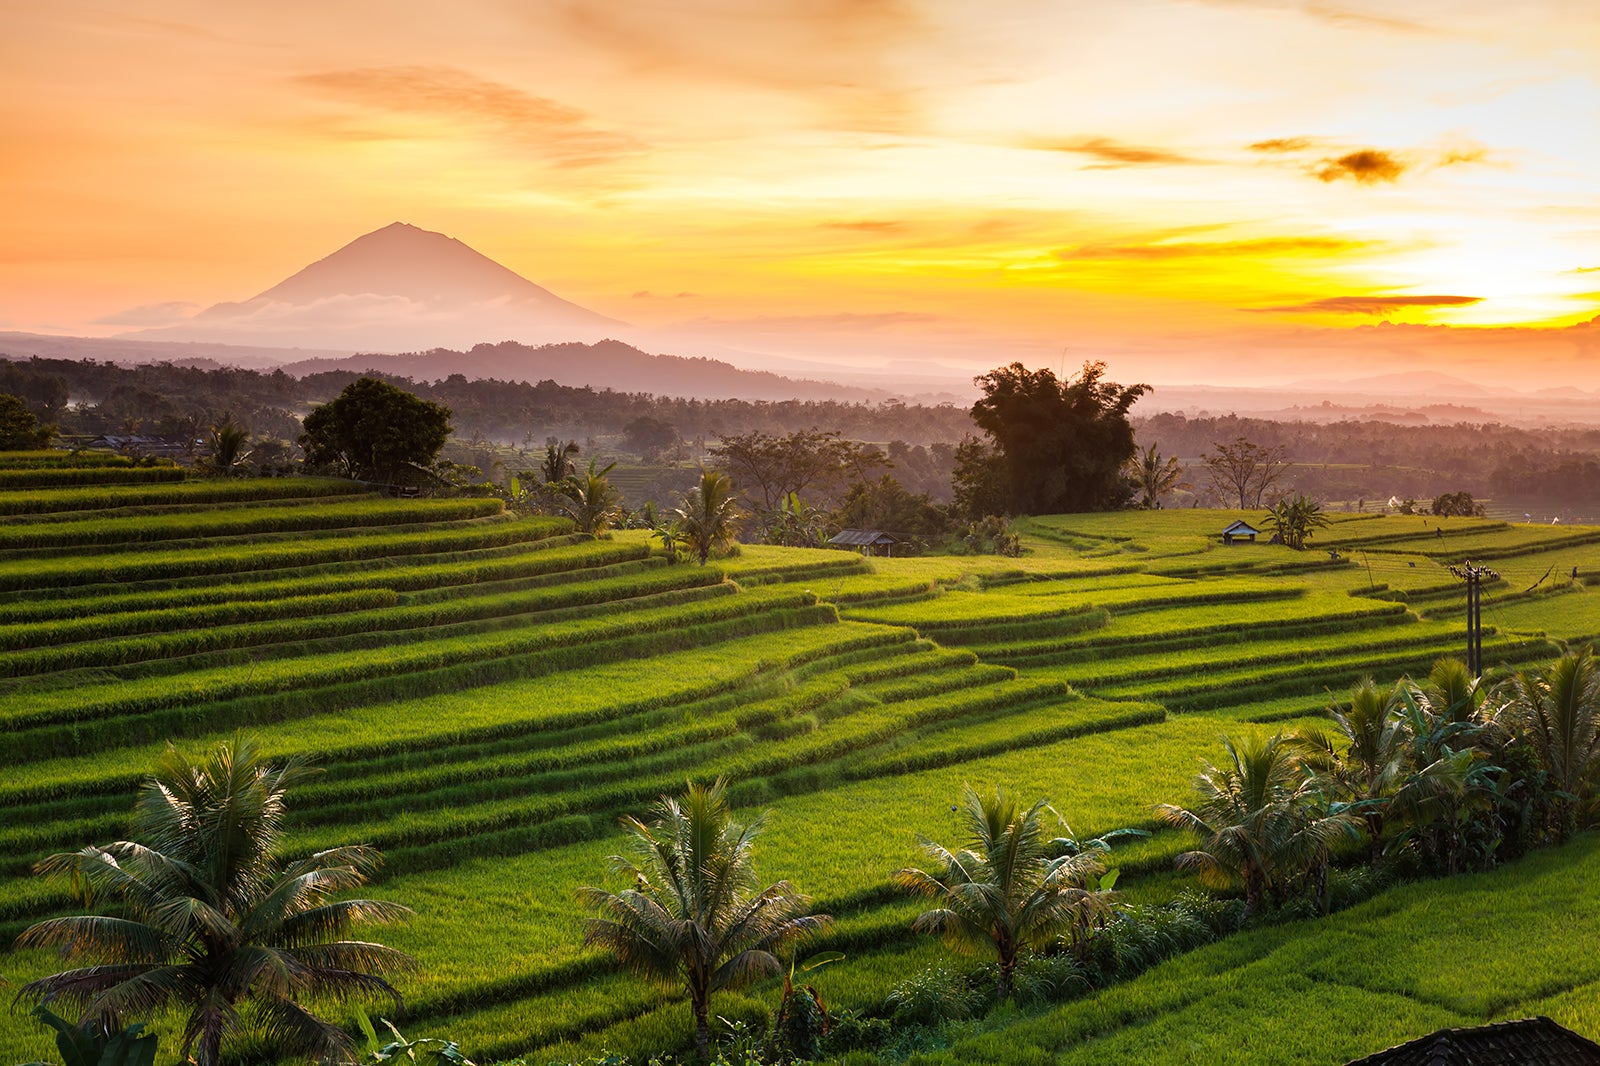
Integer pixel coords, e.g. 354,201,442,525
885,965,986,1025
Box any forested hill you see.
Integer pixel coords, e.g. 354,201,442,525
0,355,976,446
279,339,894,403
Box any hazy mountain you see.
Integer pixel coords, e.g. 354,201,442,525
281,339,894,402
118,222,622,352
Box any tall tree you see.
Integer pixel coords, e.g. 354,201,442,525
0,393,55,450
578,779,830,1061
893,787,1113,998
969,361,1148,515
1203,437,1290,509
709,429,887,513
15,736,413,1066
299,377,452,483
198,414,251,475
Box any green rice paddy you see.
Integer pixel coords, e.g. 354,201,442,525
0,460,1593,1065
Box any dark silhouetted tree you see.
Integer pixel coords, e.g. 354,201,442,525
299,378,452,483
968,362,1147,515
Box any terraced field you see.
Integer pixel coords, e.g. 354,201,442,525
0,466,1593,1065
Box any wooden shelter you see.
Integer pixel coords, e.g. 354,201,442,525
828,528,902,557
1220,519,1263,545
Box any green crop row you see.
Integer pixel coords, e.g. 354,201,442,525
0,537,640,622
843,700,1166,780
976,595,1409,666
0,516,573,592
0,593,833,762
0,622,913,810
0,588,400,652
0,496,505,550
930,607,1112,647
0,465,185,489
0,476,366,516
0,450,137,468
0,565,728,682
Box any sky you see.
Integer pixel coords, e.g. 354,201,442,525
3,0,1599,390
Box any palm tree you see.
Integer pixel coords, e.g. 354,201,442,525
555,459,624,534
1156,733,1359,917
540,439,581,485
15,736,413,1066
200,414,251,475
1501,647,1600,839
893,787,1113,998
674,468,744,566
1124,443,1187,509
578,779,829,1061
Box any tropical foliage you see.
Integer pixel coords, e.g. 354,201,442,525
894,787,1119,997
578,778,830,1061
674,468,745,565
1156,733,1360,916
300,377,453,483
556,460,624,534
1124,443,1187,509
1264,493,1329,550
15,736,414,1066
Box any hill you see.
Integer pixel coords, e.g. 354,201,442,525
120,222,622,352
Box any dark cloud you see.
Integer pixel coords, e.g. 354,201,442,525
294,66,643,166
92,301,200,326
1030,137,1205,168
1057,236,1365,260
1312,149,1406,184
1248,137,1314,153
1254,295,1483,314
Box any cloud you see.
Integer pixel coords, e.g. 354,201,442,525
92,301,200,326
1312,149,1406,184
294,66,643,166
682,311,938,333
1248,137,1315,153
1030,137,1206,168
1253,295,1484,314
1057,236,1366,260
821,219,907,232
1572,266,1600,274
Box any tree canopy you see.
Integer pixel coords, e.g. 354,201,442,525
0,393,55,450
299,377,452,483
966,361,1147,515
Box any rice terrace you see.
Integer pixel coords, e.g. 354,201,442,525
1,449,1598,1065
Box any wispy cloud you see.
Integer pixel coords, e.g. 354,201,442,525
1312,149,1407,184
1254,294,1483,314
1248,137,1315,153
820,219,908,232
1057,236,1366,260
1030,137,1206,168
294,66,644,166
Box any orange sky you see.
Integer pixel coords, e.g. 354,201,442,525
2,0,1599,388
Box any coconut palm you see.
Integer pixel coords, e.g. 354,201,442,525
540,439,581,485
1157,733,1359,917
200,415,251,475
674,468,744,566
15,736,413,1066
1298,679,1470,868
1124,443,1187,509
578,779,829,1062
893,787,1114,998
555,459,624,534
1500,647,1600,839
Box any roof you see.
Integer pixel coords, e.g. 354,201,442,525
829,529,899,547
1221,520,1262,535
1344,1017,1600,1066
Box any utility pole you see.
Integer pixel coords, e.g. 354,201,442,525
1449,561,1498,677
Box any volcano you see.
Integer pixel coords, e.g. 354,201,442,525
120,222,622,352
